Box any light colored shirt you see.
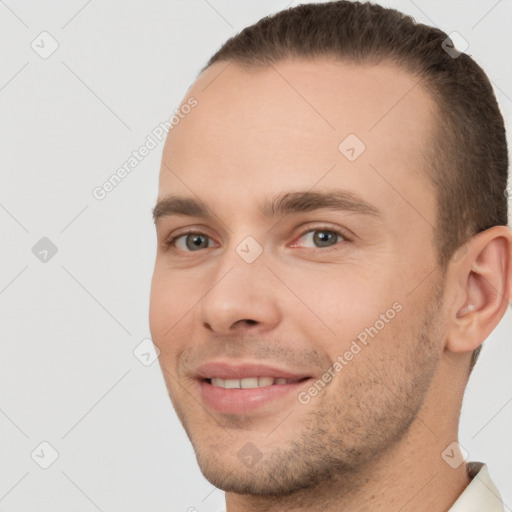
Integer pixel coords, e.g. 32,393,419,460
448,461,504,511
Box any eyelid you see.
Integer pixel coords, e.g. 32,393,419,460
162,225,219,250
289,223,351,250
162,222,214,239
163,223,352,254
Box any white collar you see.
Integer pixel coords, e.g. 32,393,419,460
447,462,504,511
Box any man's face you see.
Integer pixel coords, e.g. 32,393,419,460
150,59,445,495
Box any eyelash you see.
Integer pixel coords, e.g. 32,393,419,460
164,226,350,254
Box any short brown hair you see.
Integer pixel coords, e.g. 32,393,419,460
200,1,509,372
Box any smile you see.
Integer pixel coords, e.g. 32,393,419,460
208,377,304,389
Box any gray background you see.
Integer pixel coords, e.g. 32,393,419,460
0,0,511,511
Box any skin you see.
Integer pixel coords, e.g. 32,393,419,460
149,58,512,511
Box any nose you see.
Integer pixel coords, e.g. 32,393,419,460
197,252,281,336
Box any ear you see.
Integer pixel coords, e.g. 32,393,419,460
445,225,512,355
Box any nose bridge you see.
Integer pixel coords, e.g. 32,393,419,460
197,235,280,332
213,230,269,285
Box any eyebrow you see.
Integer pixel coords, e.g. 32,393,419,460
152,190,381,224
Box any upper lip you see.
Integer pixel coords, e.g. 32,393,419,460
196,361,312,380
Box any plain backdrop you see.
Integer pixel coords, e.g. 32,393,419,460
0,1,511,511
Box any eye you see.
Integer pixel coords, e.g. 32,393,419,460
168,232,216,252
164,226,349,254
292,227,347,249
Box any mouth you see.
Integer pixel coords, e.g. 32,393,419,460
195,362,313,414
205,376,307,389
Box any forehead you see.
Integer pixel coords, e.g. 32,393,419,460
159,58,437,228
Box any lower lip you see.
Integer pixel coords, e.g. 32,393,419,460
199,379,310,414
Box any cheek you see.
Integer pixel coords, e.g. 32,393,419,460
149,266,194,345
284,268,405,367
149,269,167,337
149,271,193,383
289,270,390,329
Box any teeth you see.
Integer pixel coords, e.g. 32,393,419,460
258,376,274,387
241,377,259,389
224,379,240,389
209,377,296,389
211,378,224,388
